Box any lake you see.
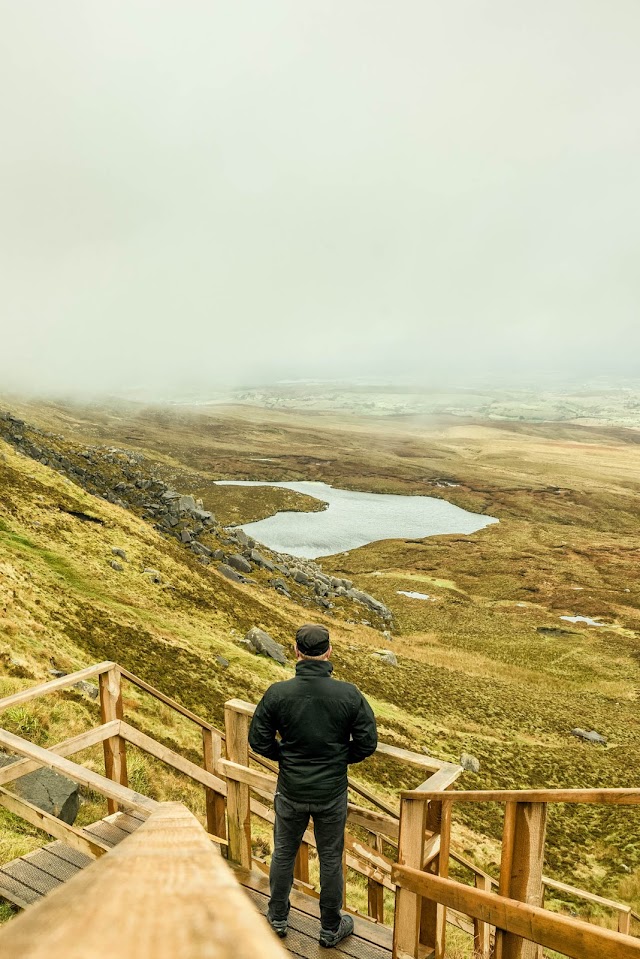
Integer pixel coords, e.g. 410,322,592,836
215,480,498,559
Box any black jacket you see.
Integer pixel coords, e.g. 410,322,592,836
249,659,377,803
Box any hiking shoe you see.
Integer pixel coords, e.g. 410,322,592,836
319,914,354,948
267,914,288,938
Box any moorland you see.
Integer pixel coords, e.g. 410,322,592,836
0,385,638,940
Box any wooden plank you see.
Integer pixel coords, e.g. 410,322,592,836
542,875,632,914
347,804,399,840
391,866,640,959
2,860,63,897
349,779,400,820
0,663,114,713
119,667,224,735
501,803,547,959
21,849,83,884
225,701,252,868
203,728,227,845
433,801,451,959
0,722,120,787
0,727,157,814
0,873,40,909
217,757,277,793
83,820,132,848
474,873,493,959
415,765,462,794
99,666,128,814
392,798,426,959
44,842,92,869
232,864,394,951
495,801,518,959
119,721,227,795
0,786,110,860
294,841,310,885
401,788,640,804
374,743,445,772
0,802,292,959
368,833,386,924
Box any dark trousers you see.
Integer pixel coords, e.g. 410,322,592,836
269,789,348,932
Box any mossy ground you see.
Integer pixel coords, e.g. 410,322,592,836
0,397,639,951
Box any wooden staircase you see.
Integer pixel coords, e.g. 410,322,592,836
0,662,637,959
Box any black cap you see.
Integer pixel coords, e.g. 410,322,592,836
295,623,330,656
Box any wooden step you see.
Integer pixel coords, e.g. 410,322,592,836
0,810,147,910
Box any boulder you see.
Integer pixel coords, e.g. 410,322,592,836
460,753,481,773
371,650,397,666
191,541,212,557
293,569,311,586
109,560,124,572
250,549,274,571
571,728,607,745
177,495,197,513
246,627,287,665
230,528,253,548
111,547,128,561
142,568,162,584
0,753,79,824
347,588,393,621
215,656,230,669
180,529,192,543
217,564,245,583
228,554,252,574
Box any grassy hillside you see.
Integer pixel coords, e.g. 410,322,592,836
0,397,639,934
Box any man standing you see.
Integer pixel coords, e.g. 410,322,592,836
249,623,378,948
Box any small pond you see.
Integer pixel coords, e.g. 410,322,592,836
215,480,498,559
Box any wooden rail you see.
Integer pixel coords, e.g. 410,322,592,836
0,802,290,959
0,661,637,959
392,788,640,959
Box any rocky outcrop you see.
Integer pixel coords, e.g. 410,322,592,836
571,728,607,745
0,409,394,630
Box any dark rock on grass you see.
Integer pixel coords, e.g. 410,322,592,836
537,627,576,637
180,529,192,543
571,728,607,745
0,753,79,824
111,547,128,561
109,560,124,571
215,656,230,668
228,554,252,574
229,528,253,548
293,569,311,586
191,541,212,557
142,568,162,584
246,626,287,665
217,564,245,583
460,753,481,773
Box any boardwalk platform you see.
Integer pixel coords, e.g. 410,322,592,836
0,810,147,909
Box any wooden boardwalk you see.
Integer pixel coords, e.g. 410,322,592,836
231,867,393,959
0,810,146,909
0,810,392,959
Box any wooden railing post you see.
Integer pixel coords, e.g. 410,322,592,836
202,728,227,851
496,802,547,959
367,832,385,923
224,699,252,869
474,873,492,958
392,797,426,959
99,665,128,814
294,841,310,885
420,798,451,959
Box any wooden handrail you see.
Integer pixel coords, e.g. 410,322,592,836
0,721,120,786
0,726,157,814
391,864,640,959
0,662,115,713
0,802,290,959
402,787,640,804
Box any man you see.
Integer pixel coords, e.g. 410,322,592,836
249,623,377,948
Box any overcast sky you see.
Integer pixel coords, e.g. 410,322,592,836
1,1,639,396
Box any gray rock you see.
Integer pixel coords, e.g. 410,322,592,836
0,753,79,824
293,569,311,586
460,753,481,773
177,495,197,513
212,550,226,561
75,680,99,700
270,577,291,596
191,541,212,557
274,563,291,577
215,656,230,668
180,529,192,543
142,568,163,584
111,547,128,561
192,508,213,522
230,528,253,548
217,564,245,583
347,588,393,621
246,627,287,665
571,728,607,745
109,560,124,571
371,649,398,666
250,549,274,571
228,554,252,574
